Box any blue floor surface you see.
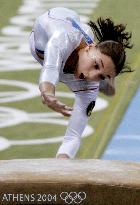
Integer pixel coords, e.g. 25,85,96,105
102,87,140,162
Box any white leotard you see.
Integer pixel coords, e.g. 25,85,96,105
29,7,99,158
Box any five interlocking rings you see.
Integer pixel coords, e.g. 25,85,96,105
60,192,86,204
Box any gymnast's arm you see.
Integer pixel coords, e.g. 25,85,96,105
39,36,72,116
56,87,99,159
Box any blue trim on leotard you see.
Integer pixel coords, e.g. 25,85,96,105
67,17,93,45
35,12,93,55
48,9,93,45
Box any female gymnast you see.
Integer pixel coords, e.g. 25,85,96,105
29,7,132,159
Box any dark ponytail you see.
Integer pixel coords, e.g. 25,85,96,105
88,18,133,74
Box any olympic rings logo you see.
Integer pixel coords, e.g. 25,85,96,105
60,192,86,204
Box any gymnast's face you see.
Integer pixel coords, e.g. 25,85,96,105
75,43,116,81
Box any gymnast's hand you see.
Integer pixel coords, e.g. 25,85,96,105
41,93,73,117
39,82,72,117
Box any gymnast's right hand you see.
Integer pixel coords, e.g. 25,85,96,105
39,82,72,117
41,93,72,117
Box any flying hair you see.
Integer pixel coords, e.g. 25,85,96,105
88,17,132,49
